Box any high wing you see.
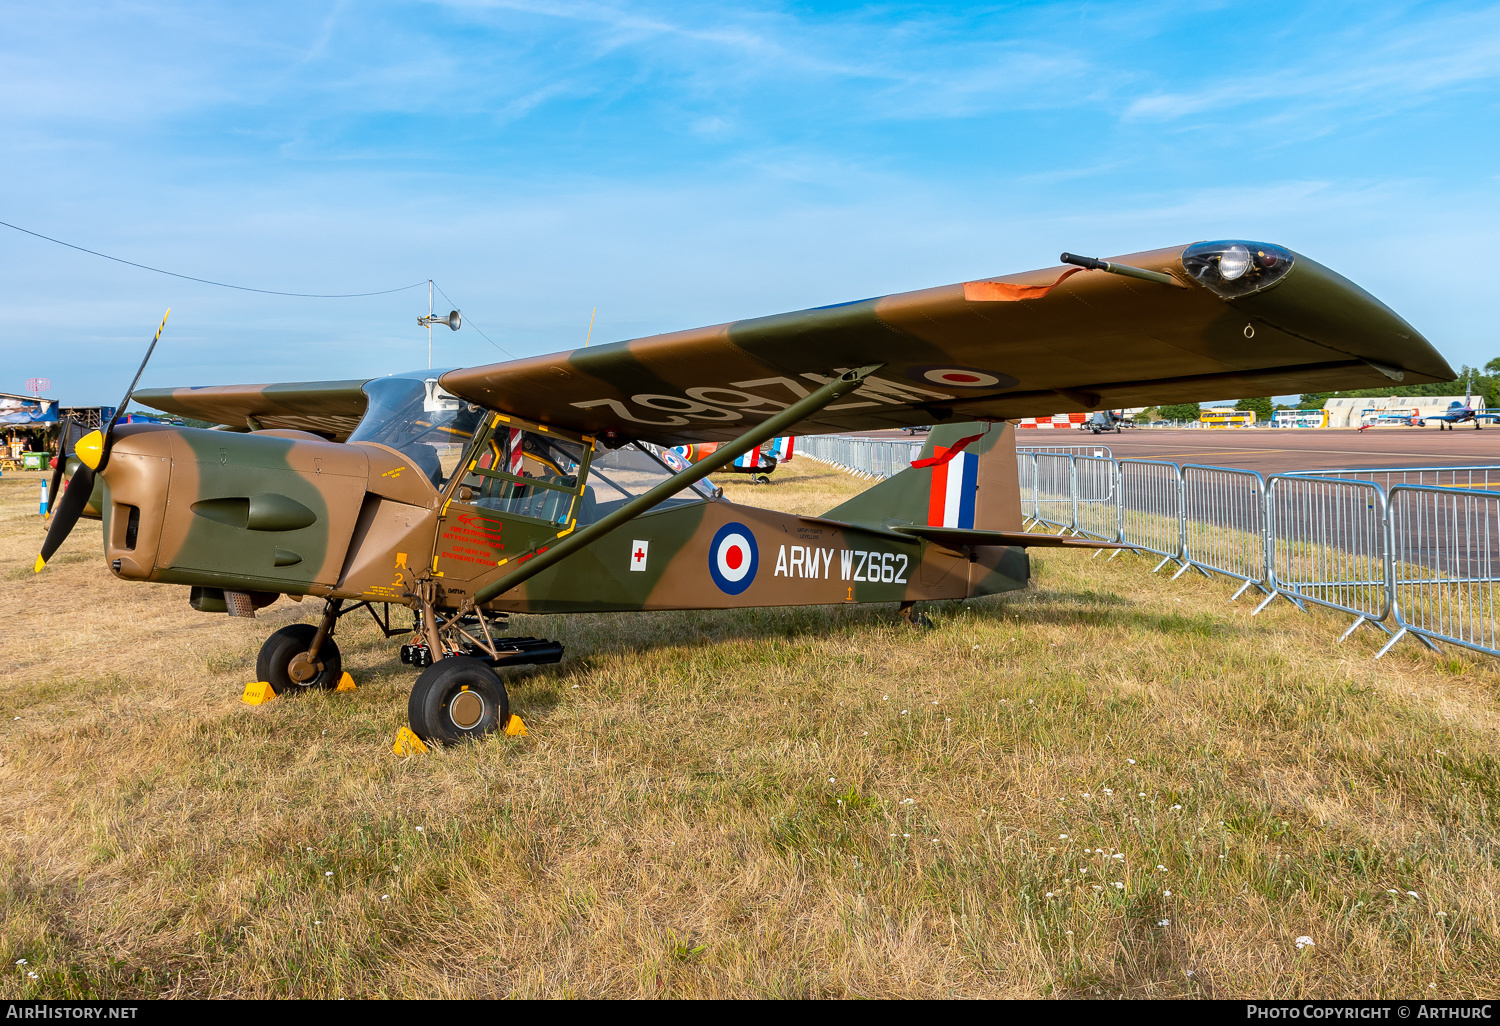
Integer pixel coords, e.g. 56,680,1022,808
134,379,371,440
439,242,1453,447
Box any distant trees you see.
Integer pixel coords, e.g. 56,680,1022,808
1235,397,1275,420
1158,402,1201,421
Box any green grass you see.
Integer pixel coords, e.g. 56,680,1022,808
1,462,1500,997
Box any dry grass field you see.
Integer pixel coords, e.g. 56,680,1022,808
2,457,1500,998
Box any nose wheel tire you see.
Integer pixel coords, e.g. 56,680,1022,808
407,656,510,745
256,624,343,695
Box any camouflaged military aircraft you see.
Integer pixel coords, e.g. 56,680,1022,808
35,241,1452,745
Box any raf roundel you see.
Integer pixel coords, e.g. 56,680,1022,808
709,522,759,595
924,368,1002,388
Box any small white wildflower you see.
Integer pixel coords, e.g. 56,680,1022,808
1028,699,1034,704
1186,970,1194,977
931,700,939,705
1295,936,1315,950
1164,890,1172,896
1080,869,1088,875
1158,919,1170,926
882,695,889,701
1139,793,1147,798
1082,793,1091,798
1059,834,1069,840
1388,889,1399,894
828,777,835,783
901,710,908,715
836,799,843,805
1408,891,1420,899
416,827,424,832
382,895,389,900
903,833,910,838
325,871,333,877
1113,882,1124,889
27,973,36,979
945,717,951,722
1066,930,1073,935
15,960,26,966
861,731,869,736
1127,759,1136,765
1437,911,1448,917
1172,804,1182,810
1112,853,1124,860
314,920,322,925
1103,788,1114,795
1046,892,1056,898
572,684,579,689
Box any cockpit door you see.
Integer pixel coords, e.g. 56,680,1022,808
430,414,593,584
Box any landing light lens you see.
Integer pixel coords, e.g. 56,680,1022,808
1181,240,1294,299
1218,244,1251,281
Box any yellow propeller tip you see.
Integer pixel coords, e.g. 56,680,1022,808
33,555,45,574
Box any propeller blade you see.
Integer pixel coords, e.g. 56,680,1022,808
45,416,71,516
35,309,170,571
34,465,96,572
96,308,169,473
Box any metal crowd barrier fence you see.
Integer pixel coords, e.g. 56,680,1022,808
1287,465,1500,492
1116,460,1184,570
1034,453,1075,533
1072,455,1119,541
816,436,1500,662
1018,444,1114,458
798,435,923,480
1261,475,1390,639
1177,465,1268,600
1381,485,1500,659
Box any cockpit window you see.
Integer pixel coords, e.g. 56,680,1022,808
349,372,486,487
459,428,586,526
577,443,715,523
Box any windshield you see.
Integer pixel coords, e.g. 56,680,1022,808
348,371,487,487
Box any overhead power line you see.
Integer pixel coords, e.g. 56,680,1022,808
432,280,516,360
0,218,428,298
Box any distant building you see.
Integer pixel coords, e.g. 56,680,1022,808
1321,396,1469,428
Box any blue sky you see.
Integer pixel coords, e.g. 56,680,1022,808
3,0,1499,405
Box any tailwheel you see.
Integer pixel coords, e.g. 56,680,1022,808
256,624,343,695
407,656,510,745
755,474,771,485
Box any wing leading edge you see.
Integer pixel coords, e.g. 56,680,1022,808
439,242,1452,446
134,380,371,440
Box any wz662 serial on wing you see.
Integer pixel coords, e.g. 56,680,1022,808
37,241,1451,745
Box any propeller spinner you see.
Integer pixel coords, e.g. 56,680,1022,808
35,309,170,573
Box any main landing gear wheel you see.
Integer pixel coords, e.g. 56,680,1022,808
256,624,343,696
407,656,510,746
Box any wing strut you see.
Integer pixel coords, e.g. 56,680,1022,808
472,364,882,605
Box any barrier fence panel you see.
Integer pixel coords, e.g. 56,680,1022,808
1018,444,1113,459
1381,485,1500,658
1017,452,1039,524
1034,453,1075,532
798,435,923,480
1117,460,1184,570
1179,465,1268,598
1263,475,1389,636
1291,465,1500,492
1072,455,1120,541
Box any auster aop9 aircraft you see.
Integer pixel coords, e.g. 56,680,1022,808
36,241,1451,745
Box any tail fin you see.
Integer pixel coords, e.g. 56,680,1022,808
822,421,1021,531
